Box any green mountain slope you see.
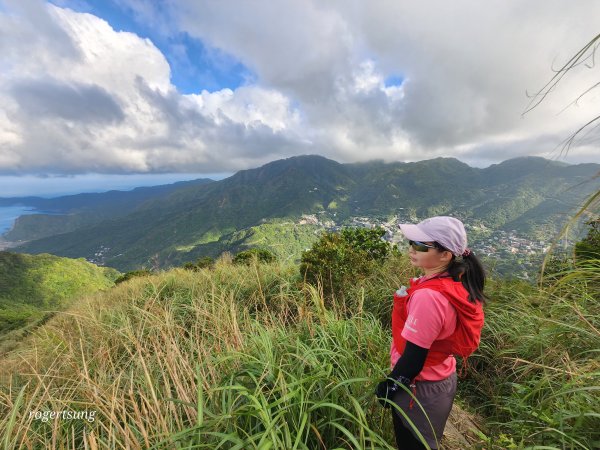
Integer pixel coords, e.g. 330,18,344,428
3,178,214,241
163,220,323,267
0,251,118,349
15,156,354,269
13,155,600,271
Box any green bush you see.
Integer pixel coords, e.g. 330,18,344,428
300,227,398,302
183,256,215,271
233,248,276,265
114,269,153,284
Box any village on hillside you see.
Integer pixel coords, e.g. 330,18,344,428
298,212,555,280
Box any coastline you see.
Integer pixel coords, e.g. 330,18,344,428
0,237,23,251
0,205,42,250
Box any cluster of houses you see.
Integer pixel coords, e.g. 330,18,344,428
296,213,557,279
471,229,550,258
88,245,111,265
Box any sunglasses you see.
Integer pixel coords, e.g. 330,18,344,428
408,240,437,252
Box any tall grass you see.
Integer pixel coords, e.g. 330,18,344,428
464,261,600,449
0,258,400,449
0,254,598,449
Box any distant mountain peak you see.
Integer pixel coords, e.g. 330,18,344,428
259,154,342,170
230,154,346,184
481,156,573,184
10,153,599,271
488,156,569,169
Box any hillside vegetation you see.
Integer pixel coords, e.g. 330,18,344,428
0,251,118,353
2,178,214,242
0,249,597,448
13,156,600,271
168,220,323,267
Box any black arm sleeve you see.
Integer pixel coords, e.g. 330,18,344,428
388,340,429,381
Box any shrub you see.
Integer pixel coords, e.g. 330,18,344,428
300,227,397,302
575,217,600,263
114,269,153,284
183,256,215,271
233,248,276,265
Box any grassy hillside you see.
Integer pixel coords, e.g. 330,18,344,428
0,251,119,352
166,220,323,267
0,254,597,448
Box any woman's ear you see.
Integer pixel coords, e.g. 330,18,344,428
441,251,453,263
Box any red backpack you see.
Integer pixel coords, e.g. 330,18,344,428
392,276,484,368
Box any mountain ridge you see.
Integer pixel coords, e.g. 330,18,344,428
9,155,600,271
2,178,215,241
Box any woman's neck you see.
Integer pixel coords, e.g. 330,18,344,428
422,266,448,277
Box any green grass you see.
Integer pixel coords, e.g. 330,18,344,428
462,261,600,449
0,258,400,448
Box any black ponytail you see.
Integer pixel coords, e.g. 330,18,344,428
448,253,487,304
435,243,487,303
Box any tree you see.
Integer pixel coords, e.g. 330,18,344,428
183,256,215,271
300,227,397,301
233,248,276,265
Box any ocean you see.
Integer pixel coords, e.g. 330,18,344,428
0,205,40,236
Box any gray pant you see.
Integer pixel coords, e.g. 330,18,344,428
391,372,457,449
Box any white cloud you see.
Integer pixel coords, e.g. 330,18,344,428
0,0,305,174
0,0,598,177
169,0,600,164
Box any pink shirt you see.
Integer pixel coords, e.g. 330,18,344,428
390,275,457,381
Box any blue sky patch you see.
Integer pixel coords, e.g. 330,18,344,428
51,0,253,94
384,75,404,88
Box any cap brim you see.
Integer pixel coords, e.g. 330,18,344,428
398,224,434,242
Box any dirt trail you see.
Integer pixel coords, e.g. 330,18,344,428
442,404,487,449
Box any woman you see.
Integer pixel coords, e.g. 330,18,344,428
375,216,486,450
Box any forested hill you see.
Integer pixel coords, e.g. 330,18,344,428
0,251,118,352
2,178,215,241
11,155,600,271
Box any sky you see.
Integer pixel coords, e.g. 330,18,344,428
1,0,599,196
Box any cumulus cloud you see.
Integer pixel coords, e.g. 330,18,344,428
0,0,598,177
0,0,306,174
169,0,600,163
10,78,124,123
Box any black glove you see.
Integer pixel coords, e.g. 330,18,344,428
376,341,428,408
375,375,413,408
375,378,395,408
